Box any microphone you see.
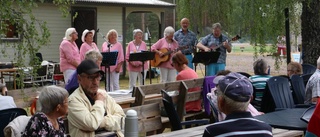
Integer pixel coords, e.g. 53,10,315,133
146,26,151,38
96,28,100,33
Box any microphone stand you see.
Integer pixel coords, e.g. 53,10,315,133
97,29,112,92
147,27,152,84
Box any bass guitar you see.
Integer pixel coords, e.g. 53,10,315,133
150,46,188,67
201,35,241,52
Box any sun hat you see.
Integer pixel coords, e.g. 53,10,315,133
81,29,95,43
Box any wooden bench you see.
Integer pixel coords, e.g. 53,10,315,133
123,103,163,136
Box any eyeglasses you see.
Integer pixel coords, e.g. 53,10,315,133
80,74,102,81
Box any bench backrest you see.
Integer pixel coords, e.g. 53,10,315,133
123,103,162,135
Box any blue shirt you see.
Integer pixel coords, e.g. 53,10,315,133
65,71,78,95
200,34,230,64
174,29,197,54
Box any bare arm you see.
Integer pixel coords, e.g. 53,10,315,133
196,42,210,52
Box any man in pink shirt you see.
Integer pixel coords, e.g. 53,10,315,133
59,28,81,83
80,29,99,61
126,29,148,90
101,29,124,91
151,26,179,83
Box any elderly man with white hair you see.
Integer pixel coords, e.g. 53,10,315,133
59,28,81,83
126,29,148,90
305,56,320,104
151,26,179,83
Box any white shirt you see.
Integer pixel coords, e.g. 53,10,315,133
0,95,16,110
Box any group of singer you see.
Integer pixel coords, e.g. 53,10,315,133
59,18,232,92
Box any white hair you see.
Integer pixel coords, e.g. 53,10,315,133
106,29,118,42
39,86,69,114
317,56,320,67
163,26,175,37
85,49,102,62
64,28,76,40
212,23,222,29
133,29,143,39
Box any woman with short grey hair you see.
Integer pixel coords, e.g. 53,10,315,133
151,26,179,83
249,59,271,89
126,29,148,90
23,85,69,137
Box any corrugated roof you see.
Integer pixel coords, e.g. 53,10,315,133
75,0,175,8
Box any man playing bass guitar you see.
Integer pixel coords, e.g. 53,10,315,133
196,23,232,76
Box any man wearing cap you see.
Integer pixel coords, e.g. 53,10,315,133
203,72,272,137
68,59,125,137
174,18,197,69
80,29,99,61
196,23,232,76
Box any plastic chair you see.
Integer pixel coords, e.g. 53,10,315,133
290,74,306,104
267,76,295,110
301,105,316,123
302,73,313,87
302,64,316,74
161,90,209,131
206,94,219,122
0,108,27,137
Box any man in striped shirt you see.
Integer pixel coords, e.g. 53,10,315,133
203,72,272,137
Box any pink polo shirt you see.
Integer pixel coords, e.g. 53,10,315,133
126,41,149,72
151,38,179,69
101,42,124,72
80,42,99,61
59,39,81,72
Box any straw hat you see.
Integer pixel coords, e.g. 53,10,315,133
81,29,95,43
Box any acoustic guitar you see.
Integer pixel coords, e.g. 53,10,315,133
200,35,241,52
150,46,188,67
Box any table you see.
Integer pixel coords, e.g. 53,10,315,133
254,108,308,130
0,68,19,89
110,92,161,108
149,124,303,137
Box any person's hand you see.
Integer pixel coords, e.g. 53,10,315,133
223,41,229,48
115,67,120,73
94,92,105,102
158,51,164,57
204,47,211,52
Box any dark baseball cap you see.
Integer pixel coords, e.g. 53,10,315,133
213,72,253,102
77,59,104,75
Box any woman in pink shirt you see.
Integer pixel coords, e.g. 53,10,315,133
172,52,202,112
59,28,81,83
126,29,148,90
101,29,124,91
80,29,99,61
151,26,179,83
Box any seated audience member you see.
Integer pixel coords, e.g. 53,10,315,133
207,70,263,121
22,86,69,137
203,72,272,137
65,49,102,95
0,81,8,95
0,93,16,110
68,59,125,137
305,98,320,137
305,57,320,104
249,59,271,89
172,52,202,112
287,61,303,77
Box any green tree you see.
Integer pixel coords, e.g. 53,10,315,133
0,0,73,88
176,0,320,67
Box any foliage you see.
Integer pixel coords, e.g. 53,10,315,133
176,0,304,69
0,0,74,89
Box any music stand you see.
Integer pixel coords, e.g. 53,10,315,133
129,51,155,85
192,52,220,76
101,51,118,91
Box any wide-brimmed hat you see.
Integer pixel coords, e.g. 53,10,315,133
81,29,95,43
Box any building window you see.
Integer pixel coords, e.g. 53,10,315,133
1,20,21,41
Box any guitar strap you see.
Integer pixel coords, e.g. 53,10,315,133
219,35,223,44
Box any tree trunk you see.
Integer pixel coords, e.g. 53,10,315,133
301,0,320,66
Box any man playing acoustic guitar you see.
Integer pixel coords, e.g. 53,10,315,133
174,18,198,69
196,23,232,76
